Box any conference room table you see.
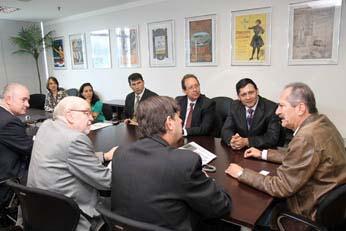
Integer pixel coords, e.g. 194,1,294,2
18,108,52,123
89,123,280,230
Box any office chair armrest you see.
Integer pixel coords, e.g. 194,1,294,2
277,212,327,231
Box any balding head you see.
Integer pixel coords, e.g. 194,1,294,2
1,83,30,115
53,96,93,134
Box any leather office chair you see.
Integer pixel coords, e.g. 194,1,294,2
277,183,346,231
96,203,172,231
315,183,346,230
65,88,79,96
6,180,80,231
102,103,113,121
29,94,46,110
0,178,19,227
277,212,326,231
211,97,232,138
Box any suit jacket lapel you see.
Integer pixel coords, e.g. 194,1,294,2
237,102,248,132
191,96,203,125
180,96,188,121
251,97,264,132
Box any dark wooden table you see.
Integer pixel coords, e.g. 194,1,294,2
90,123,279,229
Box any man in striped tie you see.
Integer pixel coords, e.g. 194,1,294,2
221,78,282,149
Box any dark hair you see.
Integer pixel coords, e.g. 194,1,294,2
46,76,60,93
128,73,144,85
285,82,318,114
181,74,200,90
78,82,100,105
136,96,180,138
256,19,261,24
236,78,258,95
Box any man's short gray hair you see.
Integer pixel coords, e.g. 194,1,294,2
1,83,27,99
53,96,87,119
284,82,318,114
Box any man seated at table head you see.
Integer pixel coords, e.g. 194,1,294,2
111,96,231,230
176,74,215,136
225,82,346,223
26,96,117,231
0,83,33,202
221,78,281,149
124,72,157,125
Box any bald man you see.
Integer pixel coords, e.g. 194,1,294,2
0,83,33,203
27,96,116,231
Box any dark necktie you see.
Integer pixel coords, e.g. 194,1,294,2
247,108,254,129
185,103,194,129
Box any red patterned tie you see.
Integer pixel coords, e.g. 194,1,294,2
185,103,194,129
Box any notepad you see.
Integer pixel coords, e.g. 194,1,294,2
180,142,216,165
90,122,112,131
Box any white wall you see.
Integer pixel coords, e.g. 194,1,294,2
0,20,46,94
44,0,346,137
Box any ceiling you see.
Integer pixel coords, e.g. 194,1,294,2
0,0,141,22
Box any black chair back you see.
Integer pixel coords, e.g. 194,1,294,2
211,97,232,138
277,212,326,231
65,88,78,96
96,203,172,231
102,103,113,121
316,184,346,230
6,180,80,231
29,94,45,110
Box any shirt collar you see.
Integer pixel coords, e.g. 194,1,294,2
135,88,145,99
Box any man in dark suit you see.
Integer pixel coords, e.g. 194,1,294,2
124,73,157,125
111,96,231,231
0,83,33,204
176,74,215,136
221,78,281,149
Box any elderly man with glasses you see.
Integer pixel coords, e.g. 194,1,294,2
26,96,117,231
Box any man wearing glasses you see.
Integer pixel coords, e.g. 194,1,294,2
221,78,281,149
27,96,117,231
176,74,215,136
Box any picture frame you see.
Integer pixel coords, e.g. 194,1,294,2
231,7,272,65
69,33,88,69
185,14,217,66
147,20,175,67
90,29,112,69
52,36,66,69
288,0,342,65
115,25,141,68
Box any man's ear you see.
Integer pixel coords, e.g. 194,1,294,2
165,116,173,132
297,102,307,116
65,111,74,124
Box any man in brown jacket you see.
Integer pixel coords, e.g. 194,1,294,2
226,82,346,223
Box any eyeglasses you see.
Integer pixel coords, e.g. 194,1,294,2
70,109,92,117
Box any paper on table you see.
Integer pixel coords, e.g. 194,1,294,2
90,122,112,131
259,170,270,176
179,142,216,165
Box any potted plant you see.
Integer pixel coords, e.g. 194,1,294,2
10,24,53,94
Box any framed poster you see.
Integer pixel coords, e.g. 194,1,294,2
288,0,342,65
185,14,217,66
52,37,66,69
90,29,111,69
231,7,271,65
147,20,175,67
115,26,140,68
69,33,88,69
